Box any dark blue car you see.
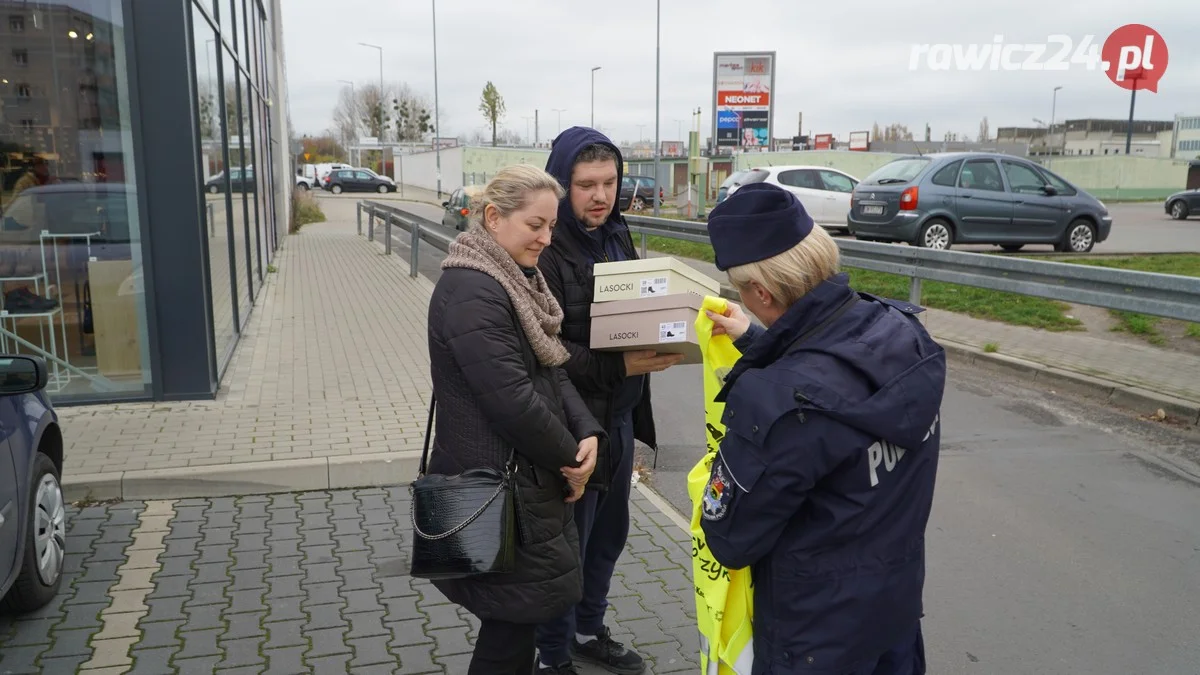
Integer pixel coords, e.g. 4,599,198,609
0,355,65,613
847,152,1112,252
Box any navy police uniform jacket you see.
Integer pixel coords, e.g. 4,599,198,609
699,273,946,674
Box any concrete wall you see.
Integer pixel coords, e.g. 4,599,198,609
461,146,551,185
1041,156,1189,199
732,151,903,179
394,146,464,193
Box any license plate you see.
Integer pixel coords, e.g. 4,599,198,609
862,205,884,215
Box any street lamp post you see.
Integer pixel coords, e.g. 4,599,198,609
431,0,443,197
358,42,383,173
591,66,601,127
1050,85,1062,165
552,108,566,137
653,0,661,217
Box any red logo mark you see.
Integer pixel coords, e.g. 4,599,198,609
1102,24,1168,92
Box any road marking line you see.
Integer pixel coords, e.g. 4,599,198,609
79,499,175,674
636,482,691,533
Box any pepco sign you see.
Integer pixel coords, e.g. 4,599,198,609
718,92,771,106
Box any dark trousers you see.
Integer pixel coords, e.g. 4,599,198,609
470,618,536,675
535,411,635,665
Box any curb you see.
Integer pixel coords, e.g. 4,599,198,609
938,338,1200,427
65,449,422,503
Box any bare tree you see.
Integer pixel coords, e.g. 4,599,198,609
978,116,990,142
479,82,506,147
332,85,360,150
878,123,914,142
331,82,433,145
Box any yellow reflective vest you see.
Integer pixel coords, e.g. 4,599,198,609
688,295,754,674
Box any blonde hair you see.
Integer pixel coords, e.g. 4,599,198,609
471,164,565,227
726,225,841,307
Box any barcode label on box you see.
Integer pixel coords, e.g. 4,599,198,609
659,321,686,343
640,276,668,297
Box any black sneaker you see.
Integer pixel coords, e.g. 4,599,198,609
571,627,646,674
537,662,581,675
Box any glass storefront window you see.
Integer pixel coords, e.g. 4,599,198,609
220,46,251,327
0,0,152,401
191,4,235,363
241,69,260,293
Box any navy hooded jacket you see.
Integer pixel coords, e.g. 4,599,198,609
699,273,945,674
537,127,657,487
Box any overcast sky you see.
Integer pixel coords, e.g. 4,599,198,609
280,0,1199,146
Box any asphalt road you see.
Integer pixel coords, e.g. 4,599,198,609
644,359,1200,674
338,196,1200,672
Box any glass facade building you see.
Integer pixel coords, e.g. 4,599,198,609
0,0,290,404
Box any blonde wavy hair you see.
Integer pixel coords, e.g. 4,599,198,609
470,164,565,228
726,225,841,307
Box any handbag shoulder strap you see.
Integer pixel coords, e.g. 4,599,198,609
419,395,436,476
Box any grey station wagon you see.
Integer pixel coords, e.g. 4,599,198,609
847,152,1112,252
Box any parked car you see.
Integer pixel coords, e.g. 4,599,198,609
204,167,255,194
726,165,859,233
619,175,663,211
314,163,351,186
847,152,1112,252
441,186,483,231
324,169,396,194
295,172,315,191
716,170,749,205
0,355,66,613
1164,188,1200,220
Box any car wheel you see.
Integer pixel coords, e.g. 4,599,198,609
331,185,343,195
297,183,309,191
916,220,953,250
1000,244,1024,252
1170,200,1190,220
378,184,388,194
1058,219,1096,253
208,185,219,194
632,196,646,211
1,453,65,613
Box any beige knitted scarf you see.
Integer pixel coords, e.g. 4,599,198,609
441,223,570,368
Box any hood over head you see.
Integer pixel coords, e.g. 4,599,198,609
544,127,627,252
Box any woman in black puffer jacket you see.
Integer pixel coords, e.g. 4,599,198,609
427,164,606,675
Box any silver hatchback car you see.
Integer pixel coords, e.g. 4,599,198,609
847,152,1112,252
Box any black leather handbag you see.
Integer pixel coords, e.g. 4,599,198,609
408,396,517,580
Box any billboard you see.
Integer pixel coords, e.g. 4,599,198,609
661,141,684,157
813,134,834,150
849,131,870,151
712,51,776,152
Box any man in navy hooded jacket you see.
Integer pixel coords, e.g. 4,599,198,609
534,127,684,674
700,183,945,674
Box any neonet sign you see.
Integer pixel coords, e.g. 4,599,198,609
718,92,770,106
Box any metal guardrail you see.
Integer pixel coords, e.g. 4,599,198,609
352,201,1200,324
623,213,1200,324
357,200,456,278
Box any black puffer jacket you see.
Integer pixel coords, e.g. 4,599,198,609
539,127,658,492
426,267,605,623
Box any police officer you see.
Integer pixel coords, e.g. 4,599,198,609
698,183,946,674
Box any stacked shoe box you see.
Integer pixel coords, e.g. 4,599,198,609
588,257,721,364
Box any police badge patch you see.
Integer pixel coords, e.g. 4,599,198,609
701,458,734,521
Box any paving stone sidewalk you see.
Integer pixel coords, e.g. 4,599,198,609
59,217,435,487
0,487,700,674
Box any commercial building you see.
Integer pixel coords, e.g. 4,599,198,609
0,0,291,404
999,119,1176,158
1172,114,1200,159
